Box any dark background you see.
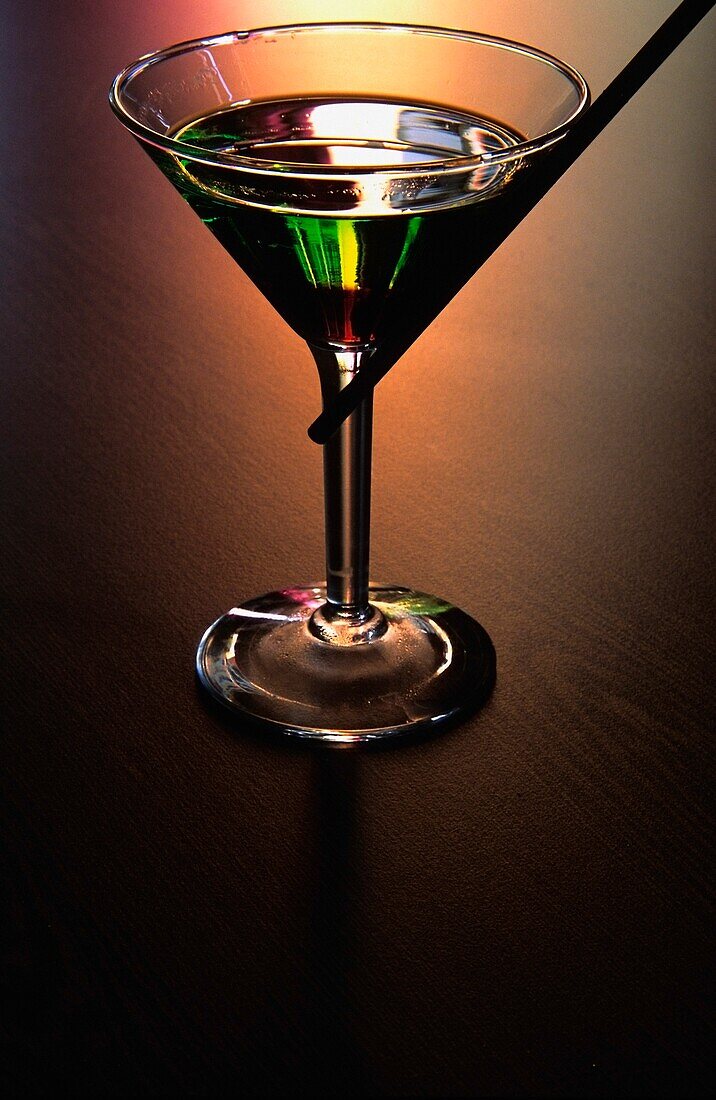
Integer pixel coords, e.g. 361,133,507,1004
2,1,714,1095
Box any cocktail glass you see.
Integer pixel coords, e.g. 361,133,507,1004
110,24,589,742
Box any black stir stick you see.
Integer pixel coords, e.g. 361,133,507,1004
308,0,714,445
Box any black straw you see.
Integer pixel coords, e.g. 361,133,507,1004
309,0,714,444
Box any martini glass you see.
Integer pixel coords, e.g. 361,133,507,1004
110,24,589,742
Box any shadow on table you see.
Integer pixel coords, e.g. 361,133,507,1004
306,751,367,1096
194,688,468,1092
195,689,370,1090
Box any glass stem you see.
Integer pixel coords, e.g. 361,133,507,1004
309,346,387,644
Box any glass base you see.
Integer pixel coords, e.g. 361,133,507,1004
196,584,495,742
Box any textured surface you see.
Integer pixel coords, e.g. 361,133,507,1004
2,1,714,1095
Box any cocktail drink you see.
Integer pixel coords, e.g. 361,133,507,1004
110,24,589,741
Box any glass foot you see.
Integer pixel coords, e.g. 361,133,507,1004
196,584,495,742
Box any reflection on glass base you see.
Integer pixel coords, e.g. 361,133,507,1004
196,584,495,742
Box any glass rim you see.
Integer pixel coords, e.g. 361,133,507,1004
109,22,591,179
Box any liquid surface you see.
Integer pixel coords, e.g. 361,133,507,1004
157,97,526,347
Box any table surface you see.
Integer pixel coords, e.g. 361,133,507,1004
2,2,714,1095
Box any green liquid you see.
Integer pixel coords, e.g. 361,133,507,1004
157,97,524,347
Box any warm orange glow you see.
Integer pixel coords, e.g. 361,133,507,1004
105,0,683,451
